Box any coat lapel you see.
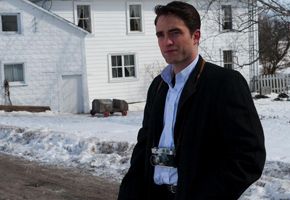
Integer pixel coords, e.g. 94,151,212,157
151,80,168,146
177,56,204,118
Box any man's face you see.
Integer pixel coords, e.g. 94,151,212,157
155,14,200,71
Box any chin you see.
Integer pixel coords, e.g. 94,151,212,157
165,58,177,64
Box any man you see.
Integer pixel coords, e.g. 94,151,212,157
118,1,266,200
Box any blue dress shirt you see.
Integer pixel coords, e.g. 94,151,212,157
154,56,199,185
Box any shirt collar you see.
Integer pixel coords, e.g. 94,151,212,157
161,55,199,87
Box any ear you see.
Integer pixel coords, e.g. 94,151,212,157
192,30,201,45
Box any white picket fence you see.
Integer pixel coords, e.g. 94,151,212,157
254,74,289,94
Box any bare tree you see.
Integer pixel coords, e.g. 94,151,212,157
4,80,12,106
258,0,290,17
199,0,290,72
259,13,290,74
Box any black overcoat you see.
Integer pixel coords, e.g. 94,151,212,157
118,56,266,200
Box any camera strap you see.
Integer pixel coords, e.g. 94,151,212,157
175,58,206,154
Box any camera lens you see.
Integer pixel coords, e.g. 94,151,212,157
153,155,160,165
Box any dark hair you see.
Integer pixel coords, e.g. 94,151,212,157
154,1,201,34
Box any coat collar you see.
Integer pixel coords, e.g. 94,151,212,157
176,55,205,116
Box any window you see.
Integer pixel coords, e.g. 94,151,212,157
110,54,136,79
0,13,21,33
76,5,92,33
127,3,143,32
223,50,233,69
221,5,232,31
4,63,24,82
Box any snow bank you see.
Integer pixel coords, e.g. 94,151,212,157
0,96,290,199
0,125,134,181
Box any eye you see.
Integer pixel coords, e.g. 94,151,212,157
169,30,181,38
156,32,164,38
173,31,180,35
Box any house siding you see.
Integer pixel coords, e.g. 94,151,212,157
0,0,88,113
4,0,258,113
197,0,256,83
48,0,257,108
49,0,168,105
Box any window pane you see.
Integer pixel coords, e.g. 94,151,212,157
1,15,18,32
4,64,24,82
223,21,232,30
222,5,232,30
224,64,232,69
78,19,86,29
129,4,142,31
124,55,134,66
77,5,91,32
77,5,90,18
112,56,122,66
223,51,233,69
112,56,116,66
86,19,91,32
130,19,141,31
112,67,123,78
117,68,123,77
112,68,118,78
130,5,141,18
83,6,90,18
125,67,135,77
223,51,233,63
15,65,24,81
124,55,129,66
223,6,232,18
77,6,83,17
4,66,13,81
129,55,134,65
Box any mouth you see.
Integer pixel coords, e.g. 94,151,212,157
164,49,177,54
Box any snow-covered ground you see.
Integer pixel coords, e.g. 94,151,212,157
0,94,290,199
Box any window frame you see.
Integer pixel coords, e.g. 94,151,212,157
126,2,144,34
223,50,234,70
221,5,233,31
0,13,21,34
2,62,26,86
108,53,138,82
74,2,93,33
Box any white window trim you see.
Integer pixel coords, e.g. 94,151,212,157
108,53,138,82
74,2,94,34
0,13,21,34
2,62,27,86
126,2,144,34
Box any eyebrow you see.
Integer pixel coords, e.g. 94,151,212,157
168,28,181,33
156,31,162,37
156,28,182,37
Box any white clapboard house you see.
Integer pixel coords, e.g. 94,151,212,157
0,0,259,113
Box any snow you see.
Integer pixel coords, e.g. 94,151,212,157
0,96,290,199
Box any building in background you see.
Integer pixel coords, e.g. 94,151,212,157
1,0,259,113
0,0,89,113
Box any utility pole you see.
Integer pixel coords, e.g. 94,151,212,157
248,0,259,92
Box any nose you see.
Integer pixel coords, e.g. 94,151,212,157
164,35,174,46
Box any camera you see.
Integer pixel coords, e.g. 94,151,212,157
150,147,176,167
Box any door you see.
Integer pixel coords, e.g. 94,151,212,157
61,75,83,113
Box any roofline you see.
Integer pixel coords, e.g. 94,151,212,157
19,0,89,35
